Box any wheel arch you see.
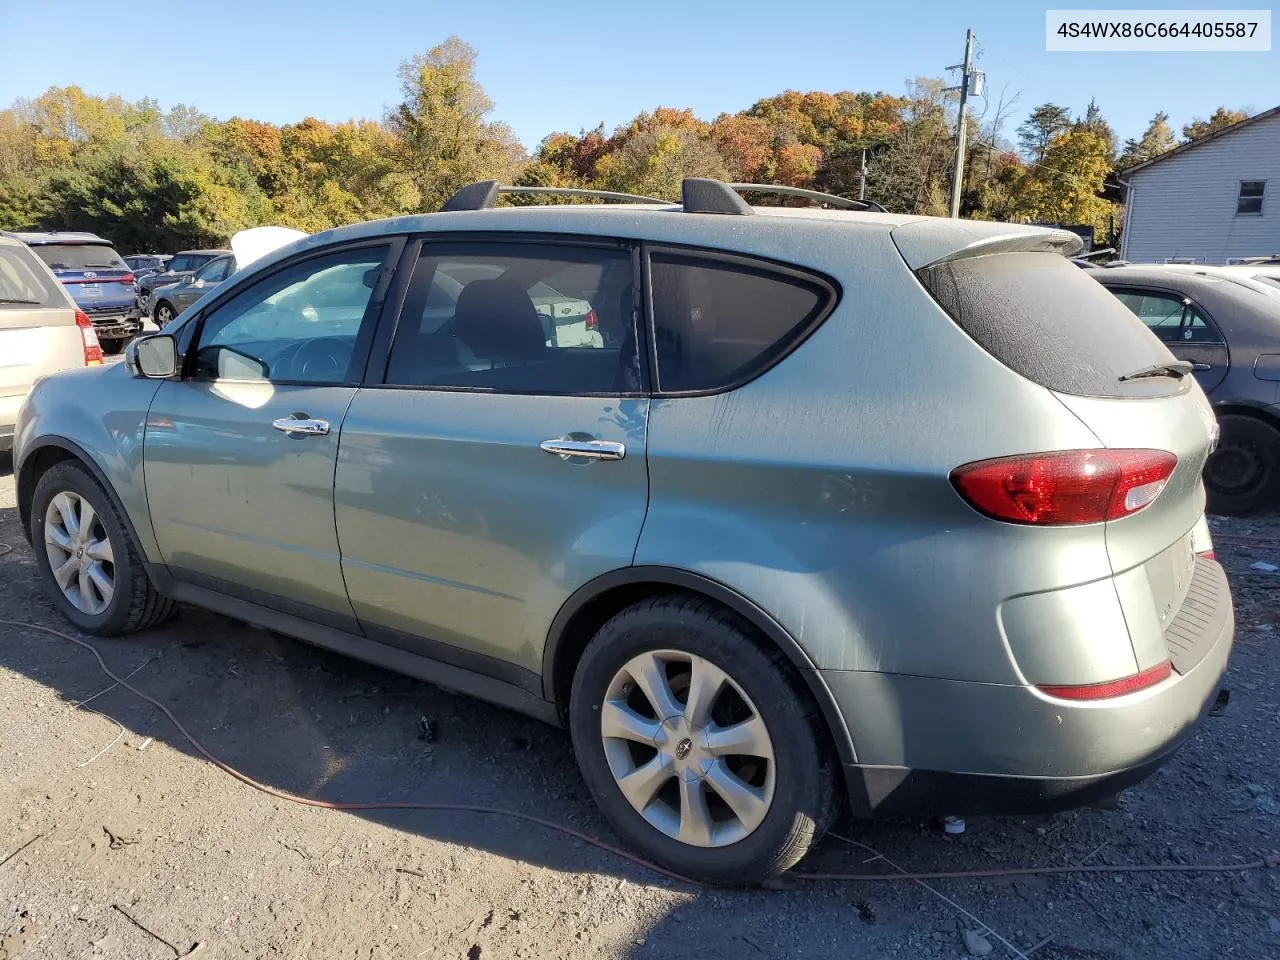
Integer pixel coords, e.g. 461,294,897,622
1211,398,1280,430
543,565,857,767
17,437,148,558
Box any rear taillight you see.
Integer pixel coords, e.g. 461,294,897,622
119,272,135,285
1038,660,1172,700
1198,550,1216,561
585,309,598,331
75,309,104,366
951,449,1178,525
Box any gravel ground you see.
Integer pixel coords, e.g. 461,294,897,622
1,452,1277,960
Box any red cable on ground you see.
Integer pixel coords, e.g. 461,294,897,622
2,617,1276,888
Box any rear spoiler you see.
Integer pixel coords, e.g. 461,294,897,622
891,220,1084,271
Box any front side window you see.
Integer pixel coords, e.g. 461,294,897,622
385,242,638,394
167,256,192,273
195,257,232,282
1238,180,1265,216
191,245,389,383
649,251,833,393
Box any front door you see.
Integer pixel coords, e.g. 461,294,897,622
145,241,398,626
334,238,648,679
1111,287,1230,393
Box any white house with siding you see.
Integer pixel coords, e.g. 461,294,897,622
1119,106,1280,264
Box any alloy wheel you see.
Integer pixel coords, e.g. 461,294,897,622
600,649,776,847
43,491,115,615
155,304,173,327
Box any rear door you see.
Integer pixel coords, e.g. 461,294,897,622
1109,287,1230,393
334,237,648,681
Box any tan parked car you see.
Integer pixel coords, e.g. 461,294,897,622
0,232,103,451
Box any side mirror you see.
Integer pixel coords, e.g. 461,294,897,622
126,334,178,379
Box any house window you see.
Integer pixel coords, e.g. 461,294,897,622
1237,180,1265,215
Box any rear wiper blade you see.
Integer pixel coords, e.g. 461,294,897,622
0,297,41,304
1118,360,1195,382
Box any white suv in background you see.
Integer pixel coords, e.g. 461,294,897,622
0,232,103,451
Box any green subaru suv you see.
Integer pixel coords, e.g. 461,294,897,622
13,180,1233,883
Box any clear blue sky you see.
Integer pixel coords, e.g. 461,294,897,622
2,0,1275,149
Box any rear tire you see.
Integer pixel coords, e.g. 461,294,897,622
100,338,126,356
30,462,176,636
1205,414,1280,516
569,595,837,885
154,302,175,328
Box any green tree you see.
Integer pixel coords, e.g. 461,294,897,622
386,36,525,212
1181,107,1248,142
594,126,728,201
1017,103,1072,164
1117,111,1177,168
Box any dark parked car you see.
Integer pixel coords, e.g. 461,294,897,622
15,232,141,354
1094,265,1280,514
124,254,171,281
132,249,229,317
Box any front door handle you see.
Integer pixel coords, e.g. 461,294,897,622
540,438,626,461
1191,363,1211,371
272,413,330,436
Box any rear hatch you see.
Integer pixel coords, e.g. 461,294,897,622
899,226,1219,675
0,241,82,404
29,242,137,312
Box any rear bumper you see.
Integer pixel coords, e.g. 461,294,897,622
832,559,1234,816
1,393,22,449
86,314,142,340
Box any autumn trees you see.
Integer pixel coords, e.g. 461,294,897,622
0,36,1256,249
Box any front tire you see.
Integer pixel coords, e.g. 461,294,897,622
154,302,175,328
1205,414,1280,516
569,595,837,885
30,462,176,636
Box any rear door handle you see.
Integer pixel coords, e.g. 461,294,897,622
272,414,330,436
540,438,626,461
1191,363,1211,371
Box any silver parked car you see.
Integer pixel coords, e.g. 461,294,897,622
148,254,237,327
12,180,1233,884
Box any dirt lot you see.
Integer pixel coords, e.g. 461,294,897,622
1,452,1278,960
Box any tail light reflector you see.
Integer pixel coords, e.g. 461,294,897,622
585,309,598,331
1038,660,1172,701
951,449,1177,525
119,272,135,285
75,309,104,366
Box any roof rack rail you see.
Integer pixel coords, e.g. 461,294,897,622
440,181,669,212
727,183,887,213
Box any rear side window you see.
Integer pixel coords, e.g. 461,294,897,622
649,251,834,393
0,244,63,307
30,244,127,271
385,242,639,395
1110,289,1223,344
918,252,1180,398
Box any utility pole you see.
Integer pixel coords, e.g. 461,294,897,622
947,29,976,219
859,147,867,201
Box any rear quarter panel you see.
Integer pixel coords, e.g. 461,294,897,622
637,229,1110,683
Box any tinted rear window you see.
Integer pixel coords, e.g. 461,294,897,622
650,252,834,393
918,252,1179,398
0,244,63,307
31,243,127,271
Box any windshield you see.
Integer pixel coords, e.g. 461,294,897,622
31,243,127,271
